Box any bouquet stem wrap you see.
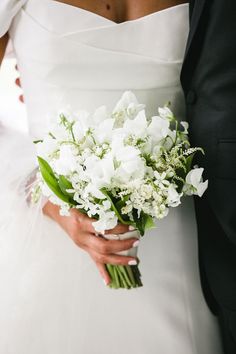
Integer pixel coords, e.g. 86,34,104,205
103,230,142,289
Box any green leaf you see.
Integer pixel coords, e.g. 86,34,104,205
185,155,194,173
37,156,71,203
132,211,155,236
58,175,73,196
100,188,131,226
132,209,145,236
144,215,156,231
115,195,130,222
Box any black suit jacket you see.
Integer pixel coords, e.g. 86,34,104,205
181,0,236,313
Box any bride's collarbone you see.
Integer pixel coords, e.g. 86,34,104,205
52,0,188,24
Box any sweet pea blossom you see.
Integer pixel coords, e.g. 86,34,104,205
158,106,174,120
53,145,77,175
123,110,148,138
167,184,182,207
112,91,145,122
92,210,118,234
184,168,208,197
147,115,170,142
180,121,189,134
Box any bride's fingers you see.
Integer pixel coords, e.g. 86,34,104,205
15,77,21,87
89,248,138,266
105,223,131,235
87,233,139,254
15,77,24,103
95,262,111,285
70,208,97,233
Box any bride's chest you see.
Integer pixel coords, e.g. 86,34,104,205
9,0,189,90
51,0,187,24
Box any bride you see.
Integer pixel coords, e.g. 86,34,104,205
0,1,223,353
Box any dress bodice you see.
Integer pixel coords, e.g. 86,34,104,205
6,0,189,138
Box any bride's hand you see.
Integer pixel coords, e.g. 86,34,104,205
43,201,139,285
15,65,24,103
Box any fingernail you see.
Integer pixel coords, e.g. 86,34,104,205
133,240,140,248
129,225,136,231
128,260,138,266
103,279,108,286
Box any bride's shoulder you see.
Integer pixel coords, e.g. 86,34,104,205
0,0,28,37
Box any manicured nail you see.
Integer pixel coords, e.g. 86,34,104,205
103,279,108,286
129,225,136,231
133,240,140,248
128,260,138,266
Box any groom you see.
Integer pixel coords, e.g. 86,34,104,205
181,1,236,353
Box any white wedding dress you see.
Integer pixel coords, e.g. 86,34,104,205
0,1,223,353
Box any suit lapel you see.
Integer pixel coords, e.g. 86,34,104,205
185,0,206,57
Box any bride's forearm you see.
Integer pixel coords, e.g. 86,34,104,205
0,33,9,66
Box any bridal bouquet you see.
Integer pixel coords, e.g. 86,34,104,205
32,91,208,289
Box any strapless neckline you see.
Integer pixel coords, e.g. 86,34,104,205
46,1,188,26
10,0,189,138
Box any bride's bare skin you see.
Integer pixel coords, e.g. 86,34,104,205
0,0,188,285
54,0,188,23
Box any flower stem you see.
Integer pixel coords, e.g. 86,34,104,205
106,264,142,289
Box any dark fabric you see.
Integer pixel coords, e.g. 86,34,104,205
180,0,236,342
219,308,236,354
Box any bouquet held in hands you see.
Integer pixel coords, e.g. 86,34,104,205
32,91,208,289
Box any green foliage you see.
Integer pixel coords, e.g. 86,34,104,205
132,209,155,236
100,188,132,226
37,157,76,205
58,175,74,197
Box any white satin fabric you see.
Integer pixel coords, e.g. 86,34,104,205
0,1,223,353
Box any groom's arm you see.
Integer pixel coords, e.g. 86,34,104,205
0,34,9,65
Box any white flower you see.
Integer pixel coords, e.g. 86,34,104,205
36,136,58,159
84,153,115,188
50,122,69,141
180,121,189,134
84,183,106,200
167,185,182,207
92,211,118,233
59,203,71,216
53,145,77,175
93,118,115,144
73,110,91,140
147,116,170,143
158,106,174,120
113,145,145,178
92,105,109,124
140,184,153,199
123,110,148,138
184,168,208,197
154,171,170,189
112,91,145,121
115,145,140,162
